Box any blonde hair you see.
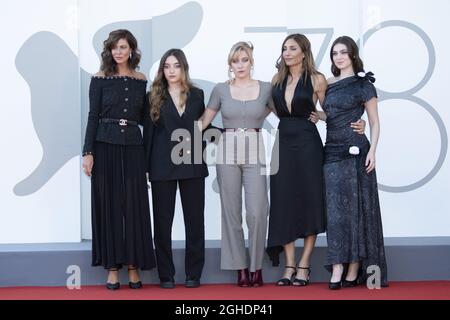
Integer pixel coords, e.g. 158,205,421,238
272,34,320,87
227,41,254,79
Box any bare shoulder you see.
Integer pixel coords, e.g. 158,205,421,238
327,76,338,85
133,71,147,81
93,71,106,77
312,73,327,90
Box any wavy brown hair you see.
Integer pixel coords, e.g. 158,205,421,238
150,49,194,122
100,29,141,76
272,34,320,87
330,36,364,77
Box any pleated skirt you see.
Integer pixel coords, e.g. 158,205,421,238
91,142,156,270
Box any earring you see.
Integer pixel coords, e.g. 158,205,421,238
129,52,132,59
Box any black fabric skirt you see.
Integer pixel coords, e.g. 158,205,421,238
323,141,388,287
91,141,156,270
266,118,326,266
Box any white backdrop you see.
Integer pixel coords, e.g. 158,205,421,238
1,0,449,244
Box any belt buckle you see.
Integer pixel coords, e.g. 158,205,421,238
119,119,128,126
237,128,247,133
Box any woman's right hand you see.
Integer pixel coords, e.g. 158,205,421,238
82,154,94,177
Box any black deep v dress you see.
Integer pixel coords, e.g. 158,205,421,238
266,74,326,266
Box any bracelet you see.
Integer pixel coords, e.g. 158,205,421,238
82,152,93,157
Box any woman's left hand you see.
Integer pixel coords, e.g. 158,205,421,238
365,150,376,173
350,119,366,134
309,111,320,124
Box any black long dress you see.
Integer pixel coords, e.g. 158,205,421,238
322,74,388,287
83,76,156,270
266,74,326,266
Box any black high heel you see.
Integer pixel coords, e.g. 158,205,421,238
277,266,297,286
128,266,142,289
342,269,361,288
293,266,311,286
106,268,120,290
328,280,342,290
342,278,358,288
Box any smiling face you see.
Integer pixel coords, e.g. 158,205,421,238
282,38,304,68
230,49,252,79
163,55,182,85
111,38,132,65
332,43,353,72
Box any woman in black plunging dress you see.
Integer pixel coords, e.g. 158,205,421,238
266,34,327,286
82,30,156,290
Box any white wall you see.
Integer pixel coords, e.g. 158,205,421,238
0,0,449,244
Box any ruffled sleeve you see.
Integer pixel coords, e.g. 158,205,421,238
358,72,378,104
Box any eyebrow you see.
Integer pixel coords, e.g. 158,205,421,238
332,49,348,53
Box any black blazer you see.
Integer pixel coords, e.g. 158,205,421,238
83,76,147,155
144,87,209,181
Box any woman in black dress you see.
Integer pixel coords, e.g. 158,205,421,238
145,49,208,289
267,34,366,286
318,36,388,289
82,29,156,290
266,34,327,286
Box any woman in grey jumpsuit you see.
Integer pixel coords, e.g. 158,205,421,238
199,42,273,287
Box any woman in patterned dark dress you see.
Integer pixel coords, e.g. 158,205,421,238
315,36,388,289
82,29,156,290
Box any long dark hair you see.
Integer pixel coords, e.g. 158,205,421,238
330,36,364,77
100,29,141,76
273,34,320,87
150,49,194,122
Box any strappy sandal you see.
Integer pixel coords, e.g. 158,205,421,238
292,266,311,286
276,266,297,286
128,266,142,289
106,268,120,290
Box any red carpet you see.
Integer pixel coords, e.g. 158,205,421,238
0,281,449,300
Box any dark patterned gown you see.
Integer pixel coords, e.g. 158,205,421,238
322,74,388,287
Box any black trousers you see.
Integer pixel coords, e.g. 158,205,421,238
151,177,205,281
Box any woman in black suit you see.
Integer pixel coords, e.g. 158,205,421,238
144,49,208,289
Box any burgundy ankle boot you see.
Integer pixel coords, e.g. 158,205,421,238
237,268,251,287
250,269,264,287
